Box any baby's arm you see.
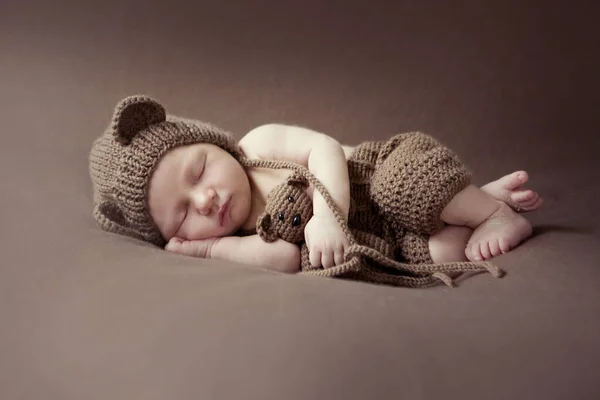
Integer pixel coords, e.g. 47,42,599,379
240,124,352,268
239,124,350,219
166,234,301,273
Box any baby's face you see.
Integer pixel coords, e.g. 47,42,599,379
147,142,251,242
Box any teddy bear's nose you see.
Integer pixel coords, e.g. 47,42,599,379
292,214,301,226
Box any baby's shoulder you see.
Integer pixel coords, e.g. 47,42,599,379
238,124,288,160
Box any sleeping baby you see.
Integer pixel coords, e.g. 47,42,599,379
89,95,542,287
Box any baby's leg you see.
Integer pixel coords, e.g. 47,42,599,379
429,171,541,263
428,225,472,263
441,185,532,261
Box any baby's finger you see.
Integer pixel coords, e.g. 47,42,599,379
321,251,335,269
165,239,182,252
167,244,193,256
180,240,198,256
165,244,177,252
480,241,492,260
309,249,322,268
334,248,345,266
166,237,186,250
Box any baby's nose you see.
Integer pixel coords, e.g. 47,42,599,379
191,188,217,215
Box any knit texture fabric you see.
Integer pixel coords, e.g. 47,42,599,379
243,133,503,288
89,95,243,247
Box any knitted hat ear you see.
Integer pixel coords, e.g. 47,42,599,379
111,95,167,145
95,201,133,231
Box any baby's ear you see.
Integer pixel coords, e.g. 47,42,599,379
111,95,166,145
286,173,309,188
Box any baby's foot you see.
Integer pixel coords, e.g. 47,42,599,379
481,171,543,213
465,202,533,261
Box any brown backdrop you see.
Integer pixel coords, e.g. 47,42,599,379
1,1,599,399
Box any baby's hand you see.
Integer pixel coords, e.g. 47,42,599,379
304,215,351,268
165,237,220,258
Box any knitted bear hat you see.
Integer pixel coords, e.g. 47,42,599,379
89,95,243,247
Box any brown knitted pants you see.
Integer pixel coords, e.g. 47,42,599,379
348,132,472,265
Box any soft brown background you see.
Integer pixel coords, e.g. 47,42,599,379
1,1,599,399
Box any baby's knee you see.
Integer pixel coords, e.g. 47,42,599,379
428,225,473,263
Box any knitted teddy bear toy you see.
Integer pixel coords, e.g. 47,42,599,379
256,173,313,245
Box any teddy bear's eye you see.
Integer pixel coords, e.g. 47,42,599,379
288,196,295,203
292,214,301,226
278,212,285,221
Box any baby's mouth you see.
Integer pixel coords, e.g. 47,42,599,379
218,197,231,227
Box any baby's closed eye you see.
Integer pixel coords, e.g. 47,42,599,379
193,160,205,182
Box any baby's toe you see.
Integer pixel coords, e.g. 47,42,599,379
520,194,544,211
521,194,541,207
504,171,528,190
515,171,529,185
511,191,545,212
511,189,535,204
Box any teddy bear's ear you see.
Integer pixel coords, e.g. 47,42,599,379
110,95,166,145
286,173,309,188
256,213,278,243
